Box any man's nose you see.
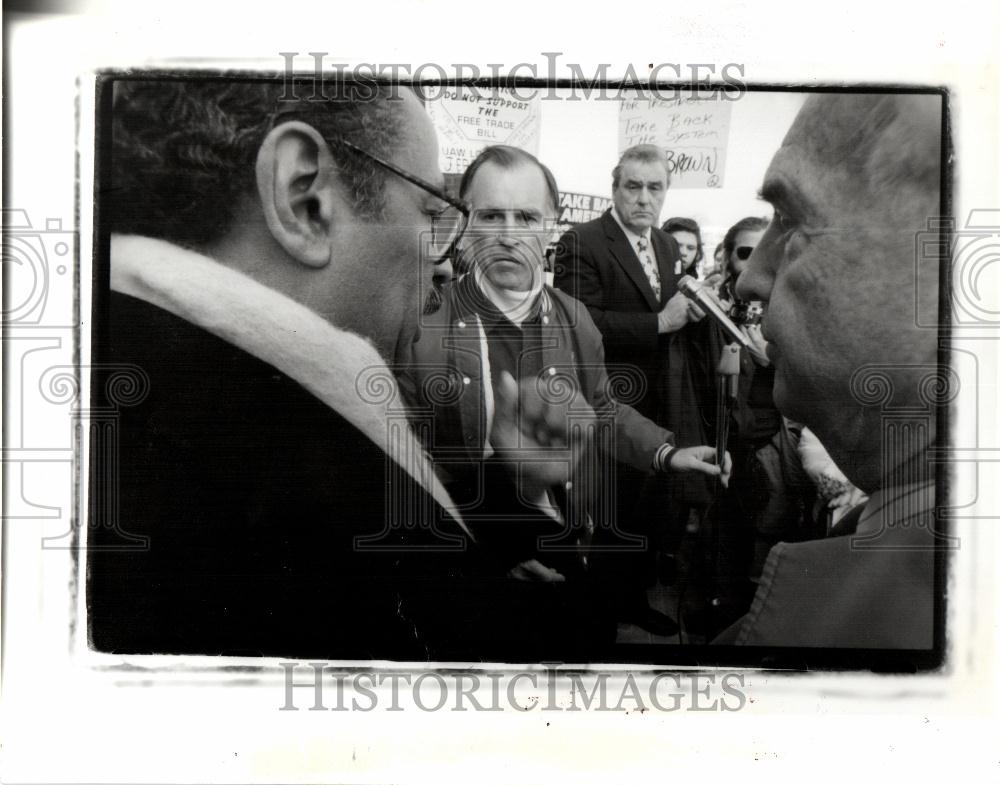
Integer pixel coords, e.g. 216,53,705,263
495,213,524,241
735,248,773,302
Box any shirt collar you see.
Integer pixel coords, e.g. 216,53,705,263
471,266,545,328
855,479,936,535
611,206,652,249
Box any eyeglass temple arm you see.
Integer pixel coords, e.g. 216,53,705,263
333,136,469,215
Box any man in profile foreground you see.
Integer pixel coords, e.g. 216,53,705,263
89,80,587,661
721,93,944,648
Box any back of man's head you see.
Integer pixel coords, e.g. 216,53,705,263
111,80,403,249
109,80,445,364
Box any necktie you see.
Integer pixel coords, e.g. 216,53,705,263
636,236,661,301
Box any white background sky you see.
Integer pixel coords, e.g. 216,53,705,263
536,89,806,247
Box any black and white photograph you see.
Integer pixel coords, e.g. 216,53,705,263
86,76,946,666
3,2,999,783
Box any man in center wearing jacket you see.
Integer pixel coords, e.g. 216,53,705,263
401,145,729,647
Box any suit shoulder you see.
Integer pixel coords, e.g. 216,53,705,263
547,287,602,336
652,226,680,255
547,284,580,310
557,214,606,244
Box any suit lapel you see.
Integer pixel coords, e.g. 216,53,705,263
602,211,660,311
651,228,680,301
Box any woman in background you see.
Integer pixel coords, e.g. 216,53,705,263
718,217,766,307
662,216,704,278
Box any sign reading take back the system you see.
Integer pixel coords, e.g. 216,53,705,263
618,93,733,189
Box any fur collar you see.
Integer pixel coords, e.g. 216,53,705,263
110,234,466,534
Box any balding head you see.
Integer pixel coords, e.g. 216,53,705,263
786,94,941,220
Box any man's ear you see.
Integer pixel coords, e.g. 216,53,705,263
255,120,342,268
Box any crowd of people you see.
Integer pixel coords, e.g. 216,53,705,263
88,81,942,661
546,152,876,638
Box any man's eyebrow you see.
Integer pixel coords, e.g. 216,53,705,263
473,206,542,215
758,179,787,206
758,177,814,219
626,177,664,186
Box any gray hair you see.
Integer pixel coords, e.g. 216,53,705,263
612,144,671,189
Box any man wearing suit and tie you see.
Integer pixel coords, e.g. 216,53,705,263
553,144,711,636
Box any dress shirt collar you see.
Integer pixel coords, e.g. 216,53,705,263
611,207,653,252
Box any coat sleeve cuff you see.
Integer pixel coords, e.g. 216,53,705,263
652,443,679,474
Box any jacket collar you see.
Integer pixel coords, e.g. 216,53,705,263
110,234,466,534
452,272,552,325
610,206,651,248
600,209,662,310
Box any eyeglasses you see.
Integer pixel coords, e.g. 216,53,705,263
735,245,757,261
269,106,470,263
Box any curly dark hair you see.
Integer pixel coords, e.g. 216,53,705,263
109,79,403,247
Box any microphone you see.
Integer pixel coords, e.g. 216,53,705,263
678,275,751,348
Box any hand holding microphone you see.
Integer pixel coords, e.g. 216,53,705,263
657,291,704,333
741,323,770,366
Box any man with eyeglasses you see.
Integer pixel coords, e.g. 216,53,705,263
88,79,524,660
553,144,716,637
403,145,729,652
